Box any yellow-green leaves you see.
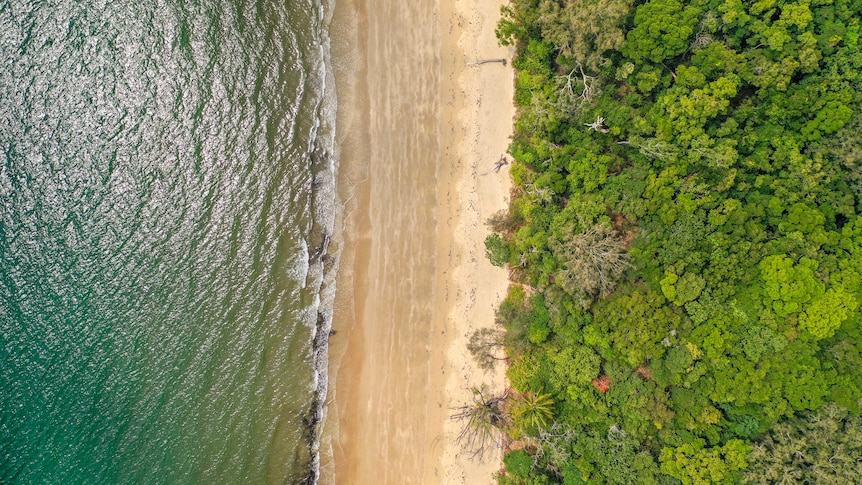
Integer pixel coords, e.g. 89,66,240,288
759,254,824,317
799,286,858,339
624,0,701,63
660,440,751,485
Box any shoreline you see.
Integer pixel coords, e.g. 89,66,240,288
300,0,343,480
321,0,515,482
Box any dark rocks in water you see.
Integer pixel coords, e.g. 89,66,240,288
311,234,331,262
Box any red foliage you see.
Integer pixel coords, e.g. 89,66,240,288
592,375,612,393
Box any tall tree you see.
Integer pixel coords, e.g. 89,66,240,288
743,403,862,484
549,224,630,298
536,0,635,71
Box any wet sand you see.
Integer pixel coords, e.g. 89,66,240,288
321,0,515,482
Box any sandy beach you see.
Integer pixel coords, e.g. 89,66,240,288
320,0,515,482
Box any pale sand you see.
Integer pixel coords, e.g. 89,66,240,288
320,0,515,482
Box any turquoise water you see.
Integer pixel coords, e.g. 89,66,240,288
0,0,336,483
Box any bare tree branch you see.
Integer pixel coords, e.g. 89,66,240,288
450,386,510,460
467,328,507,370
550,225,631,298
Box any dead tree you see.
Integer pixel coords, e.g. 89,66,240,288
531,422,580,471
554,61,600,118
584,116,609,133
525,183,555,206
550,225,631,298
450,386,510,460
467,328,507,370
558,62,597,102
577,62,597,101
636,138,674,161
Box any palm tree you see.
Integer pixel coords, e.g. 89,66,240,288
513,389,555,432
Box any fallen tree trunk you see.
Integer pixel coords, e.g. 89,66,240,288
468,58,507,67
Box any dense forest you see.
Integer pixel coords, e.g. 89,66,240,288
477,0,862,482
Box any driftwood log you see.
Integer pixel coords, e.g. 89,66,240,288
493,155,508,173
468,58,507,67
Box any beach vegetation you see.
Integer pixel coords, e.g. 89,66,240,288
484,0,862,481
468,327,508,370
511,389,555,432
451,386,510,459
486,233,512,267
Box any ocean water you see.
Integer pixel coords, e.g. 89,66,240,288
0,0,337,483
